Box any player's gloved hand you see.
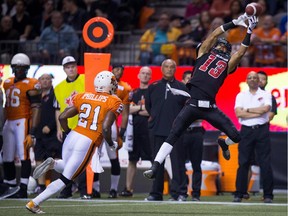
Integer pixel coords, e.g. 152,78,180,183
24,134,36,149
109,141,118,151
247,16,258,34
232,13,249,28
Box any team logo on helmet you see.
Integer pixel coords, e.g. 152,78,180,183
94,71,118,94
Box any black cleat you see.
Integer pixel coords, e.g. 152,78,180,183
218,138,230,160
143,161,160,180
108,189,117,198
119,188,133,197
0,184,20,199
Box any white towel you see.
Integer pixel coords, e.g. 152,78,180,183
124,114,133,152
167,83,191,98
91,147,104,173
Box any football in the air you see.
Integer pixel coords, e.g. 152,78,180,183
245,3,263,16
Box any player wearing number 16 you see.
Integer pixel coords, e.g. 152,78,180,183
26,71,123,214
144,15,259,180
0,53,42,199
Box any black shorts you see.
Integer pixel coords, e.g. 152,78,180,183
128,132,152,162
34,137,63,160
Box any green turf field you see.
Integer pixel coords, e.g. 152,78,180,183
0,193,287,216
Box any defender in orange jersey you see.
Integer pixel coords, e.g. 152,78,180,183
0,53,42,199
26,71,123,214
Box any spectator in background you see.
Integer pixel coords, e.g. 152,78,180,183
119,66,152,197
1,0,16,17
184,0,210,20
257,71,277,122
144,59,188,201
38,10,79,64
198,11,212,39
234,71,274,203
181,70,205,202
256,0,268,28
224,0,244,23
209,0,233,19
34,74,62,194
89,0,119,28
11,0,33,41
206,17,226,39
176,19,199,66
0,15,19,64
251,15,284,67
170,14,183,30
62,0,89,34
139,12,181,66
32,0,54,39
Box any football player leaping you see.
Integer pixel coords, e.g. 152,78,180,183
144,15,258,179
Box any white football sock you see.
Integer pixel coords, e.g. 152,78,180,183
154,142,173,164
33,179,65,206
110,175,120,191
93,181,100,191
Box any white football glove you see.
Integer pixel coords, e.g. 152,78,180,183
109,141,118,151
247,16,258,34
232,13,249,28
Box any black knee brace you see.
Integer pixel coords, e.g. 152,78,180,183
110,159,120,175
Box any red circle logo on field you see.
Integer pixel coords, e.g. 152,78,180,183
82,17,114,49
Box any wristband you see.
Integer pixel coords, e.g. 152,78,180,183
241,33,251,47
139,104,142,111
221,22,236,32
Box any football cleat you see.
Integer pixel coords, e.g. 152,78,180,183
218,138,230,160
143,161,160,180
33,157,54,179
0,185,20,199
108,189,117,198
143,169,155,180
26,201,45,214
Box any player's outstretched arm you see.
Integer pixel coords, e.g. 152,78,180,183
228,16,258,73
198,13,249,58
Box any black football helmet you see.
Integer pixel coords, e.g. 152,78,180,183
11,53,30,81
212,38,232,58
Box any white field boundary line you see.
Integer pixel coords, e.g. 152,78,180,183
0,199,287,209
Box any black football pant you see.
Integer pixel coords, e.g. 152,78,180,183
166,105,240,145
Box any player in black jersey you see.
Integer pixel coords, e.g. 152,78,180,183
143,14,258,180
